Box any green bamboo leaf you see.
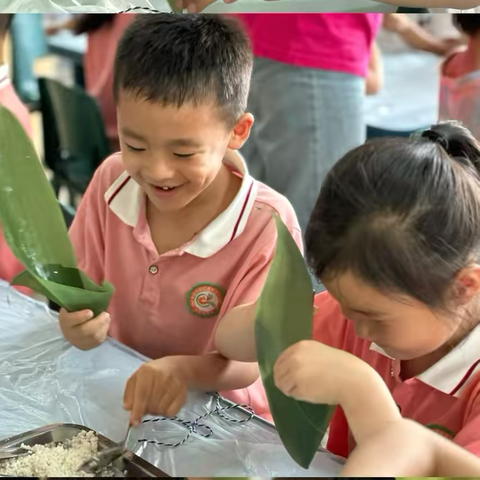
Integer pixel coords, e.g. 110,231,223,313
0,105,113,316
255,215,334,469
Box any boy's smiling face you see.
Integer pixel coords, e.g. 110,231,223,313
116,90,252,214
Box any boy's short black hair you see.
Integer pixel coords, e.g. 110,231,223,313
454,13,480,36
113,13,253,127
0,14,14,34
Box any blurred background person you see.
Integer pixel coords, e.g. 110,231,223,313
237,13,382,234
45,14,134,152
440,14,480,141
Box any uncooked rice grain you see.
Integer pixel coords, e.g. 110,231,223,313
0,430,113,477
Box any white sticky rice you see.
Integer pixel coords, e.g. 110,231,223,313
0,430,113,477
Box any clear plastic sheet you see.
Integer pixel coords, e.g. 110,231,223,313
0,281,344,476
1,0,168,13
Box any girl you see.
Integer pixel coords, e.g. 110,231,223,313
216,120,480,462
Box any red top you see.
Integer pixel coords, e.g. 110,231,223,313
237,13,382,77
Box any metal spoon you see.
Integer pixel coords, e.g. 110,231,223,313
79,425,131,475
0,447,32,461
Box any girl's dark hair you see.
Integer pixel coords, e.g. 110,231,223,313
454,13,480,36
113,13,252,127
73,14,114,35
306,121,480,309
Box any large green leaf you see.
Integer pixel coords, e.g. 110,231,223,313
255,215,334,469
0,105,113,316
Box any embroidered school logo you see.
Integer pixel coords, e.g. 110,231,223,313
187,283,224,318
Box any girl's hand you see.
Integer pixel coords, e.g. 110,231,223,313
273,340,358,405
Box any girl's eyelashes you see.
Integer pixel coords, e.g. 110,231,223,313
126,144,146,152
174,153,195,158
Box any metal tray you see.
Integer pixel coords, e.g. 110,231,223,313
0,423,169,477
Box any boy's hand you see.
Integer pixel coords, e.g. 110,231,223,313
59,308,110,350
123,358,188,426
274,340,358,405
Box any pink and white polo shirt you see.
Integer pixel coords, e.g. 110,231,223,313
0,65,32,293
312,291,480,458
69,149,302,420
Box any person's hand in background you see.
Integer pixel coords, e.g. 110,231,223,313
174,0,278,13
383,13,465,57
366,41,383,95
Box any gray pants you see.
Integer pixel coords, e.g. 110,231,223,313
242,56,367,233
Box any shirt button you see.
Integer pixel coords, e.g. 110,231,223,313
149,265,159,275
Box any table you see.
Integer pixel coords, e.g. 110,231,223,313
0,281,343,476
2,0,396,13
365,51,442,133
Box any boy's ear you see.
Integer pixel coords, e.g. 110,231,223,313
228,113,254,150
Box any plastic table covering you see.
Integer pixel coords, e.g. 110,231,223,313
1,0,396,13
0,280,343,476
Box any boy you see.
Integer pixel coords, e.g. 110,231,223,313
0,14,33,291
439,14,480,141
60,14,301,425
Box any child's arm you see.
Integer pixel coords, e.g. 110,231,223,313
274,341,401,446
124,353,259,424
375,0,480,8
342,418,480,476
383,13,461,56
365,42,383,95
215,302,257,362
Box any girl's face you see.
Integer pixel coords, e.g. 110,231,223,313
323,271,464,361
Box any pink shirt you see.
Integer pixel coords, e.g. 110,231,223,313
0,64,32,293
69,150,302,420
313,291,480,458
236,13,382,77
0,65,32,138
84,14,134,152
439,46,480,142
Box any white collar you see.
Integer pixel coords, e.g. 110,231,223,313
0,64,9,88
104,149,257,258
370,323,480,396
